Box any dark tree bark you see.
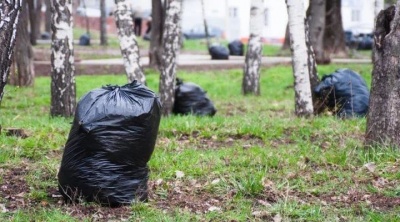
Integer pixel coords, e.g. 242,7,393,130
0,0,23,102
159,0,183,116
242,0,263,95
44,0,51,32
201,0,211,49
281,23,291,50
114,0,146,84
150,0,165,68
324,0,347,57
10,1,35,87
100,0,108,45
307,0,330,64
304,19,323,114
27,0,42,45
50,0,76,117
366,5,400,147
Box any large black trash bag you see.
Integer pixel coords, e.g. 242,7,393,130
173,79,217,116
58,81,161,207
314,68,369,118
228,40,244,56
79,33,91,46
209,44,229,60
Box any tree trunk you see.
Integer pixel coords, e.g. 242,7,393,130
45,0,51,32
149,0,164,68
365,5,400,147
281,23,291,50
307,0,330,64
10,1,35,87
242,0,263,95
201,0,211,49
50,0,76,117
374,0,384,18
0,1,23,102
27,0,42,45
286,0,314,117
114,0,146,84
304,20,324,114
159,0,183,116
100,0,108,45
324,0,347,57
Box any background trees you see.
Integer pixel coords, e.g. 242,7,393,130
150,0,165,68
100,0,108,46
242,0,264,96
0,1,23,102
286,0,314,117
50,0,76,117
10,0,35,87
159,0,183,116
114,0,146,84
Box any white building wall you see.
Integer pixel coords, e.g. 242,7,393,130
342,0,375,34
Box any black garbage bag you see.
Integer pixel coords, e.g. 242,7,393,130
58,81,161,207
209,45,229,60
173,79,217,116
79,33,91,46
314,68,369,118
228,40,244,56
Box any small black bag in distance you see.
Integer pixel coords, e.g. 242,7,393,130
209,45,229,60
173,79,217,116
314,68,370,118
228,40,244,56
58,81,161,207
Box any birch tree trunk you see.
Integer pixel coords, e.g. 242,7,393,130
50,0,76,117
10,1,35,87
149,0,164,68
365,5,400,147
0,0,23,102
114,0,146,84
242,0,263,95
307,0,330,64
286,0,314,117
100,0,108,46
159,0,182,116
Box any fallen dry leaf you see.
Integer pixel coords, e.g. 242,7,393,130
208,206,221,212
363,162,376,173
175,170,185,179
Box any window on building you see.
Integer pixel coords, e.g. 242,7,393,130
264,8,268,26
351,9,360,22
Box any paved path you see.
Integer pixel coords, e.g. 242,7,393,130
66,54,371,65
34,54,372,76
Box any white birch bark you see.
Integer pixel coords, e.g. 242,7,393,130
114,0,146,84
50,0,76,117
286,0,314,116
0,0,23,102
242,0,264,95
159,0,183,116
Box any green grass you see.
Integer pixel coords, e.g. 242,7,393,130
1,63,400,221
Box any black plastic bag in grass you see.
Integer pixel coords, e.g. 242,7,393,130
314,68,369,118
228,40,244,56
58,81,161,207
209,44,229,60
173,79,217,116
